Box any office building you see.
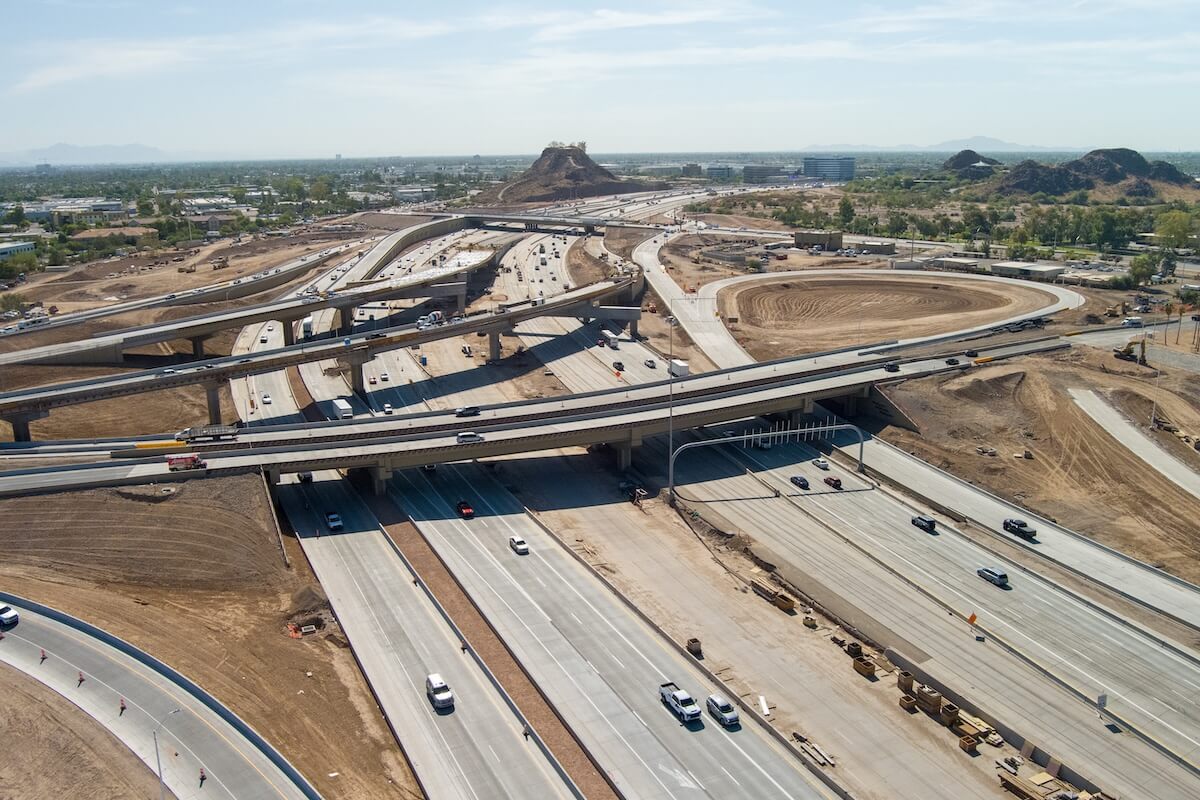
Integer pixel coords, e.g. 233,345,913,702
803,156,856,181
743,165,782,184
681,163,703,177
706,165,735,180
0,241,36,261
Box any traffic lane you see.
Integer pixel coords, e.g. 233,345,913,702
281,477,570,800
663,442,1197,799
2,605,308,799
731,440,1200,748
398,466,832,800
392,471,697,800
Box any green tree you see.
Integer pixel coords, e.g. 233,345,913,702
310,179,332,202
837,197,855,227
3,205,26,226
1155,210,1196,250
1128,252,1160,285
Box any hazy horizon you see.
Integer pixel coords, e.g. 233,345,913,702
4,1,1198,158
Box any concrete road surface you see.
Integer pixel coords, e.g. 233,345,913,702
1070,388,1200,498
276,475,573,800
391,465,836,800
0,601,313,800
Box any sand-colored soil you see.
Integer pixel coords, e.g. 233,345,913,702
721,274,1057,359
0,475,420,799
0,662,173,800
881,348,1200,582
603,226,656,260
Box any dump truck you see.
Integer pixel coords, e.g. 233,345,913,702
175,424,238,442
659,682,701,722
166,454,207,471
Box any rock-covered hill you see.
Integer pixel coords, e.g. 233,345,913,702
475,146,655,204
995,147,1194,197
942,149,1000,171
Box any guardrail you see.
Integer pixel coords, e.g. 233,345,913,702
0,590,322,800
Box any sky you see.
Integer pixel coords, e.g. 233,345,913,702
3,0,1198,158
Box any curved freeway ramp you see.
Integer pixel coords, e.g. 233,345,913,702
0,595,317,800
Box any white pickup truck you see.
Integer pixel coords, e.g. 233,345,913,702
659,682,701,722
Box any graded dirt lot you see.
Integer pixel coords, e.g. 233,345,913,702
602,225,656,260
0,661,174,800
720,274,1057,359
880,348,1200,582
0,475,420,799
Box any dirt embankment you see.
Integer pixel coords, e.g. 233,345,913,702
603,226,656,260
720,274,1056,359
880,348,1200,582
0,662,173,800
0,475,420,799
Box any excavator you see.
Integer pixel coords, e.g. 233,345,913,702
1104,300,1129,318
1113,338,1147,365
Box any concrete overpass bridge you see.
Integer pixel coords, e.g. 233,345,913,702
0,338,1064,496
0,278,642,439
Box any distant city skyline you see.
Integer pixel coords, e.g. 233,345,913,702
4,1,1198,159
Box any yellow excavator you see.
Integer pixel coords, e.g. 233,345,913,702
1113,338,1147,365
1105,300,1129,318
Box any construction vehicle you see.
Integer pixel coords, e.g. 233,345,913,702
1113,339,1147,365
1104,301,1128,318
175,424,238,442
750,578,796,611
166,454,207,471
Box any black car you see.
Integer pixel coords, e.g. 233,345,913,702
613,361,625,372
1003,518,1037,540
883,362,900,373
945,357,960,365
964,349,979,357
790,475,809,490
455,406,481,418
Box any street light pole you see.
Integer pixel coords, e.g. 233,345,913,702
667,315,676,505
153,708,181,800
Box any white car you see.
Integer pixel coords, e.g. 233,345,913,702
508,535,529,555
383,403,394,415
0,604,18,626
261,393,272,405
811,457,829,470
324,512,344,531
380,372,390,382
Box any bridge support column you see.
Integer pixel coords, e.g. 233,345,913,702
282,322,295,347
616,443,633,471
488,331,501,362
341,351,372,395
629,319,639,339
265,468,280,486
788,399,817,426
204,382,222,425
191,335,209,360
338,309,355,337
370,464,391,496
4,410,48,442
455,285,467,315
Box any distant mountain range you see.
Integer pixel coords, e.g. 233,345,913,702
0,142,184,166
803,136,1080,153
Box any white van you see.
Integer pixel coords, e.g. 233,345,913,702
426,674,454,708
976,567,1009,587
456,432,484,444
1121,316,1143,328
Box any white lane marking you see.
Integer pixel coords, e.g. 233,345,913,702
720,766,741,787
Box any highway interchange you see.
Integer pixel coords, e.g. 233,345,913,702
2,187,1200,799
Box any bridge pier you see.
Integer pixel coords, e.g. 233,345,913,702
370,464,392,496
455,284,467,315
265,468,281,486
615,443,633,471
4,410,48,442
488,331,502,362
204,382,222,425
342,350,372,394
282,322,295,347
191,335,210,360
338,309,355,337
629,319,639,339
788,399,817,426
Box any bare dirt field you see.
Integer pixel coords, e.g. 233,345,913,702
879,348,1200,582
21,232,363,313
343,212,433,231
0,475,420,799
693,212,793,231
0,661,174,800
720,274,1057,359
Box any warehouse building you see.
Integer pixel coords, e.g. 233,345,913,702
793,230,844,249
0,241,35,261
989,261,1065,281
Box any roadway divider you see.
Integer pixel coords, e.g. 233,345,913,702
515,500,857,800
756,453,1200,785
0,590,322,800
364,488,605,800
